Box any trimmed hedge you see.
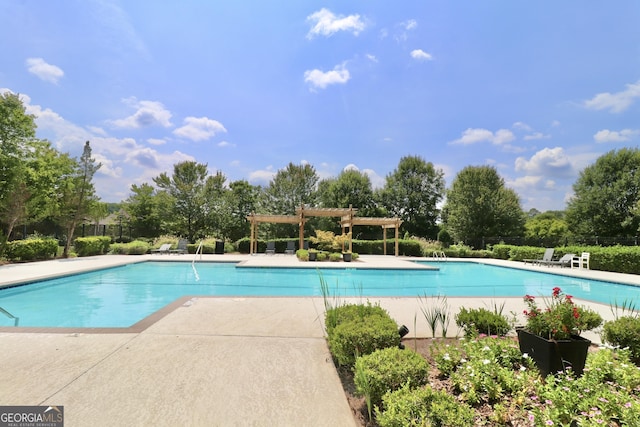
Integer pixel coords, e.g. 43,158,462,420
603,316,640,363
235,237,422,256
74,236,111,257
493,244,640,274
354,347,430,410
4,238,58,261
455,307,511,337
325,303,400,367
109,240,151,255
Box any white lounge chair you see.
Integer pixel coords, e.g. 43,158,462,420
571,252,590,270
524,248,554,265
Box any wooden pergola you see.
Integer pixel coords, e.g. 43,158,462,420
246,205,403,256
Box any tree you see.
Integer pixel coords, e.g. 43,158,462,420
566,148,640,237
261,162,318,238
153,161,209,242
58,141,102,257
378,155,445,238
223,180,259,241
443,165,524,247
0,92,37,242
124,183,163,238
524,211,568,247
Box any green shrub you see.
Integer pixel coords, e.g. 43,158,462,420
354,347,430,410
603,316,640,363
74,236,111,257
376,383,475,427
296,249,309,261
326,304,400,367
329,252,341,262
109,240,151,255
455,307,511,337
316,251,328,261
4,238,58,261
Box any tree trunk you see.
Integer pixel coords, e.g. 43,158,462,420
63,221,77,258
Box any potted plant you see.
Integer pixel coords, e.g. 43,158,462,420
517,287,603,377
308,248,318,261
342,251,352,262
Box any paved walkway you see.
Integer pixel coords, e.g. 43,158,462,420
1,254,638,426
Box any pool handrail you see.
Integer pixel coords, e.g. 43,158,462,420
0,306,19,326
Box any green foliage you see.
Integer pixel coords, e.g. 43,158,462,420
295,249,309,260
491,244,512,260
4,238,58,261
378,155,446,239
437,228,453,247
443,165,525,246
455,307,511,337
73,236,111,257
329,252,341,262
354,347,430,410
566,148,640,237
351,239,422,256
325,303,400,367
524,212,569,247
377,383,475,427
603,317,640,363
418,294,451,337
110,240,151,255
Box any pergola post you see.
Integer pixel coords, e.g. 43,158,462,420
383,227,387,256
395,220,399,256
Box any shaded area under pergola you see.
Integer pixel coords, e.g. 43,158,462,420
246,205,403,256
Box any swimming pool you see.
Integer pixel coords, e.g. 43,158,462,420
1,261,638,328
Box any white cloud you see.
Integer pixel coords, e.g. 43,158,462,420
306,8,365,39
362,168,384,189
593,129,640,143
451,128,515,145
514,147,573,177
248,166,276,184
523,132,550,141
304,64,350,91
147,138,166,145
343,163,359,171
512,121,532,131
173,116,227,141
110,98,172,129
217,140,235,148
25,58,64,84
410,49,433,61
366,53,378,63
403,19,418,31
584,80,640,113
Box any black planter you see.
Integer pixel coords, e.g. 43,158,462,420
342,252,352,262
516,328,590,377
308,251,317,261
214,240,224,254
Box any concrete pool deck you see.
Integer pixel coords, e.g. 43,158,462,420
1,254,639,426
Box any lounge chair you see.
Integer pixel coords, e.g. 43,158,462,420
524,248,554,265
571,252,590,270
265,241,275,255
171,239,188,255
541,253,575,268
151,243,172,254
285,241,296,255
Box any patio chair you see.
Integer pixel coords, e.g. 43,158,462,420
285,240,296,255
524,248,554,265
571,252,590,270
151,243,172,254
541,253,575,268
265,241,276,255
171,239,189,255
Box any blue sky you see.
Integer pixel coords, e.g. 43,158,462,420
1,1,639,212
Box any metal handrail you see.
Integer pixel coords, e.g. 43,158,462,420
0,306,19,326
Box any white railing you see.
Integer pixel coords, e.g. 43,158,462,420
0,306,19,326
193,240,204,264
432,251,447,261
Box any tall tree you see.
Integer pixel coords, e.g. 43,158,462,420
525,211,569,247
379,155,445,238
124,183,163,238
443,165,524,247
318,169,376,234
566,148,640,237
153,161,209,242
223,179,259,241
0,92,37,241
58,141,102,257
261,162,318,237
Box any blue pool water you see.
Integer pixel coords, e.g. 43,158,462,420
0,261,638,328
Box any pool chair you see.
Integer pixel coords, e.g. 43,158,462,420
541,253,575,268
171,239,189,255
524,248,554,265
151,243,172,254
285,240,296,255
265,241,276,255
571,252,590,270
